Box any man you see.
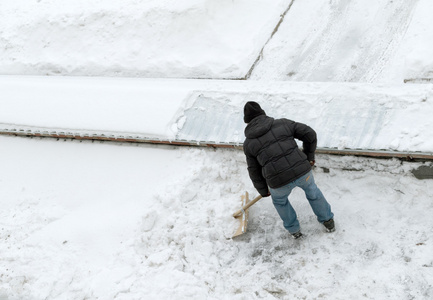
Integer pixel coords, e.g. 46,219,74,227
243,101,334,239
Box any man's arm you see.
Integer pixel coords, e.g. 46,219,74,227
244,148,270,197
293,122,317,162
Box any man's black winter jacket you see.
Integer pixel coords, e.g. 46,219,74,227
243,115,317,196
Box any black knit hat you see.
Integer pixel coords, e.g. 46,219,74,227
244,101,266,123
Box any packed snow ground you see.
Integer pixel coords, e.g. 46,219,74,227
1,136,433,299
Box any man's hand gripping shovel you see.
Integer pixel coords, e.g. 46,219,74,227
232,192,263,238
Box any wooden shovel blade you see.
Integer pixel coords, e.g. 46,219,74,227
232,192,250,238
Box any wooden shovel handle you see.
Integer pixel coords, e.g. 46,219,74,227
232,194,263,218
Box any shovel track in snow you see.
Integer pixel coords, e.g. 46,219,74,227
251,0,420,82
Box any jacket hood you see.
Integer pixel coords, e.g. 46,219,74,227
244,115,274,139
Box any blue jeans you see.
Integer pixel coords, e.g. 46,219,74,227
269,171,333,234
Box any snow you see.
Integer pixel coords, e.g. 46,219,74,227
250,0,433,83
0,0,287,79
1,137,433,299
1,0,432,82
2,76,433,153
1,0,433,299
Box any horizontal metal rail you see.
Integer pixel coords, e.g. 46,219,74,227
0,126,242,149
315,148,433,161
1,126,432,161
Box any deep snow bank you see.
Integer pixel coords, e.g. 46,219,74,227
1,0,432,82
0,0,287,79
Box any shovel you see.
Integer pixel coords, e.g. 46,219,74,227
232,192,263,237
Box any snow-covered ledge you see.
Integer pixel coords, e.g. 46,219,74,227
1,76,433,158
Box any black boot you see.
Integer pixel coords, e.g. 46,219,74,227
323,219,335,232
291,231,303,239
